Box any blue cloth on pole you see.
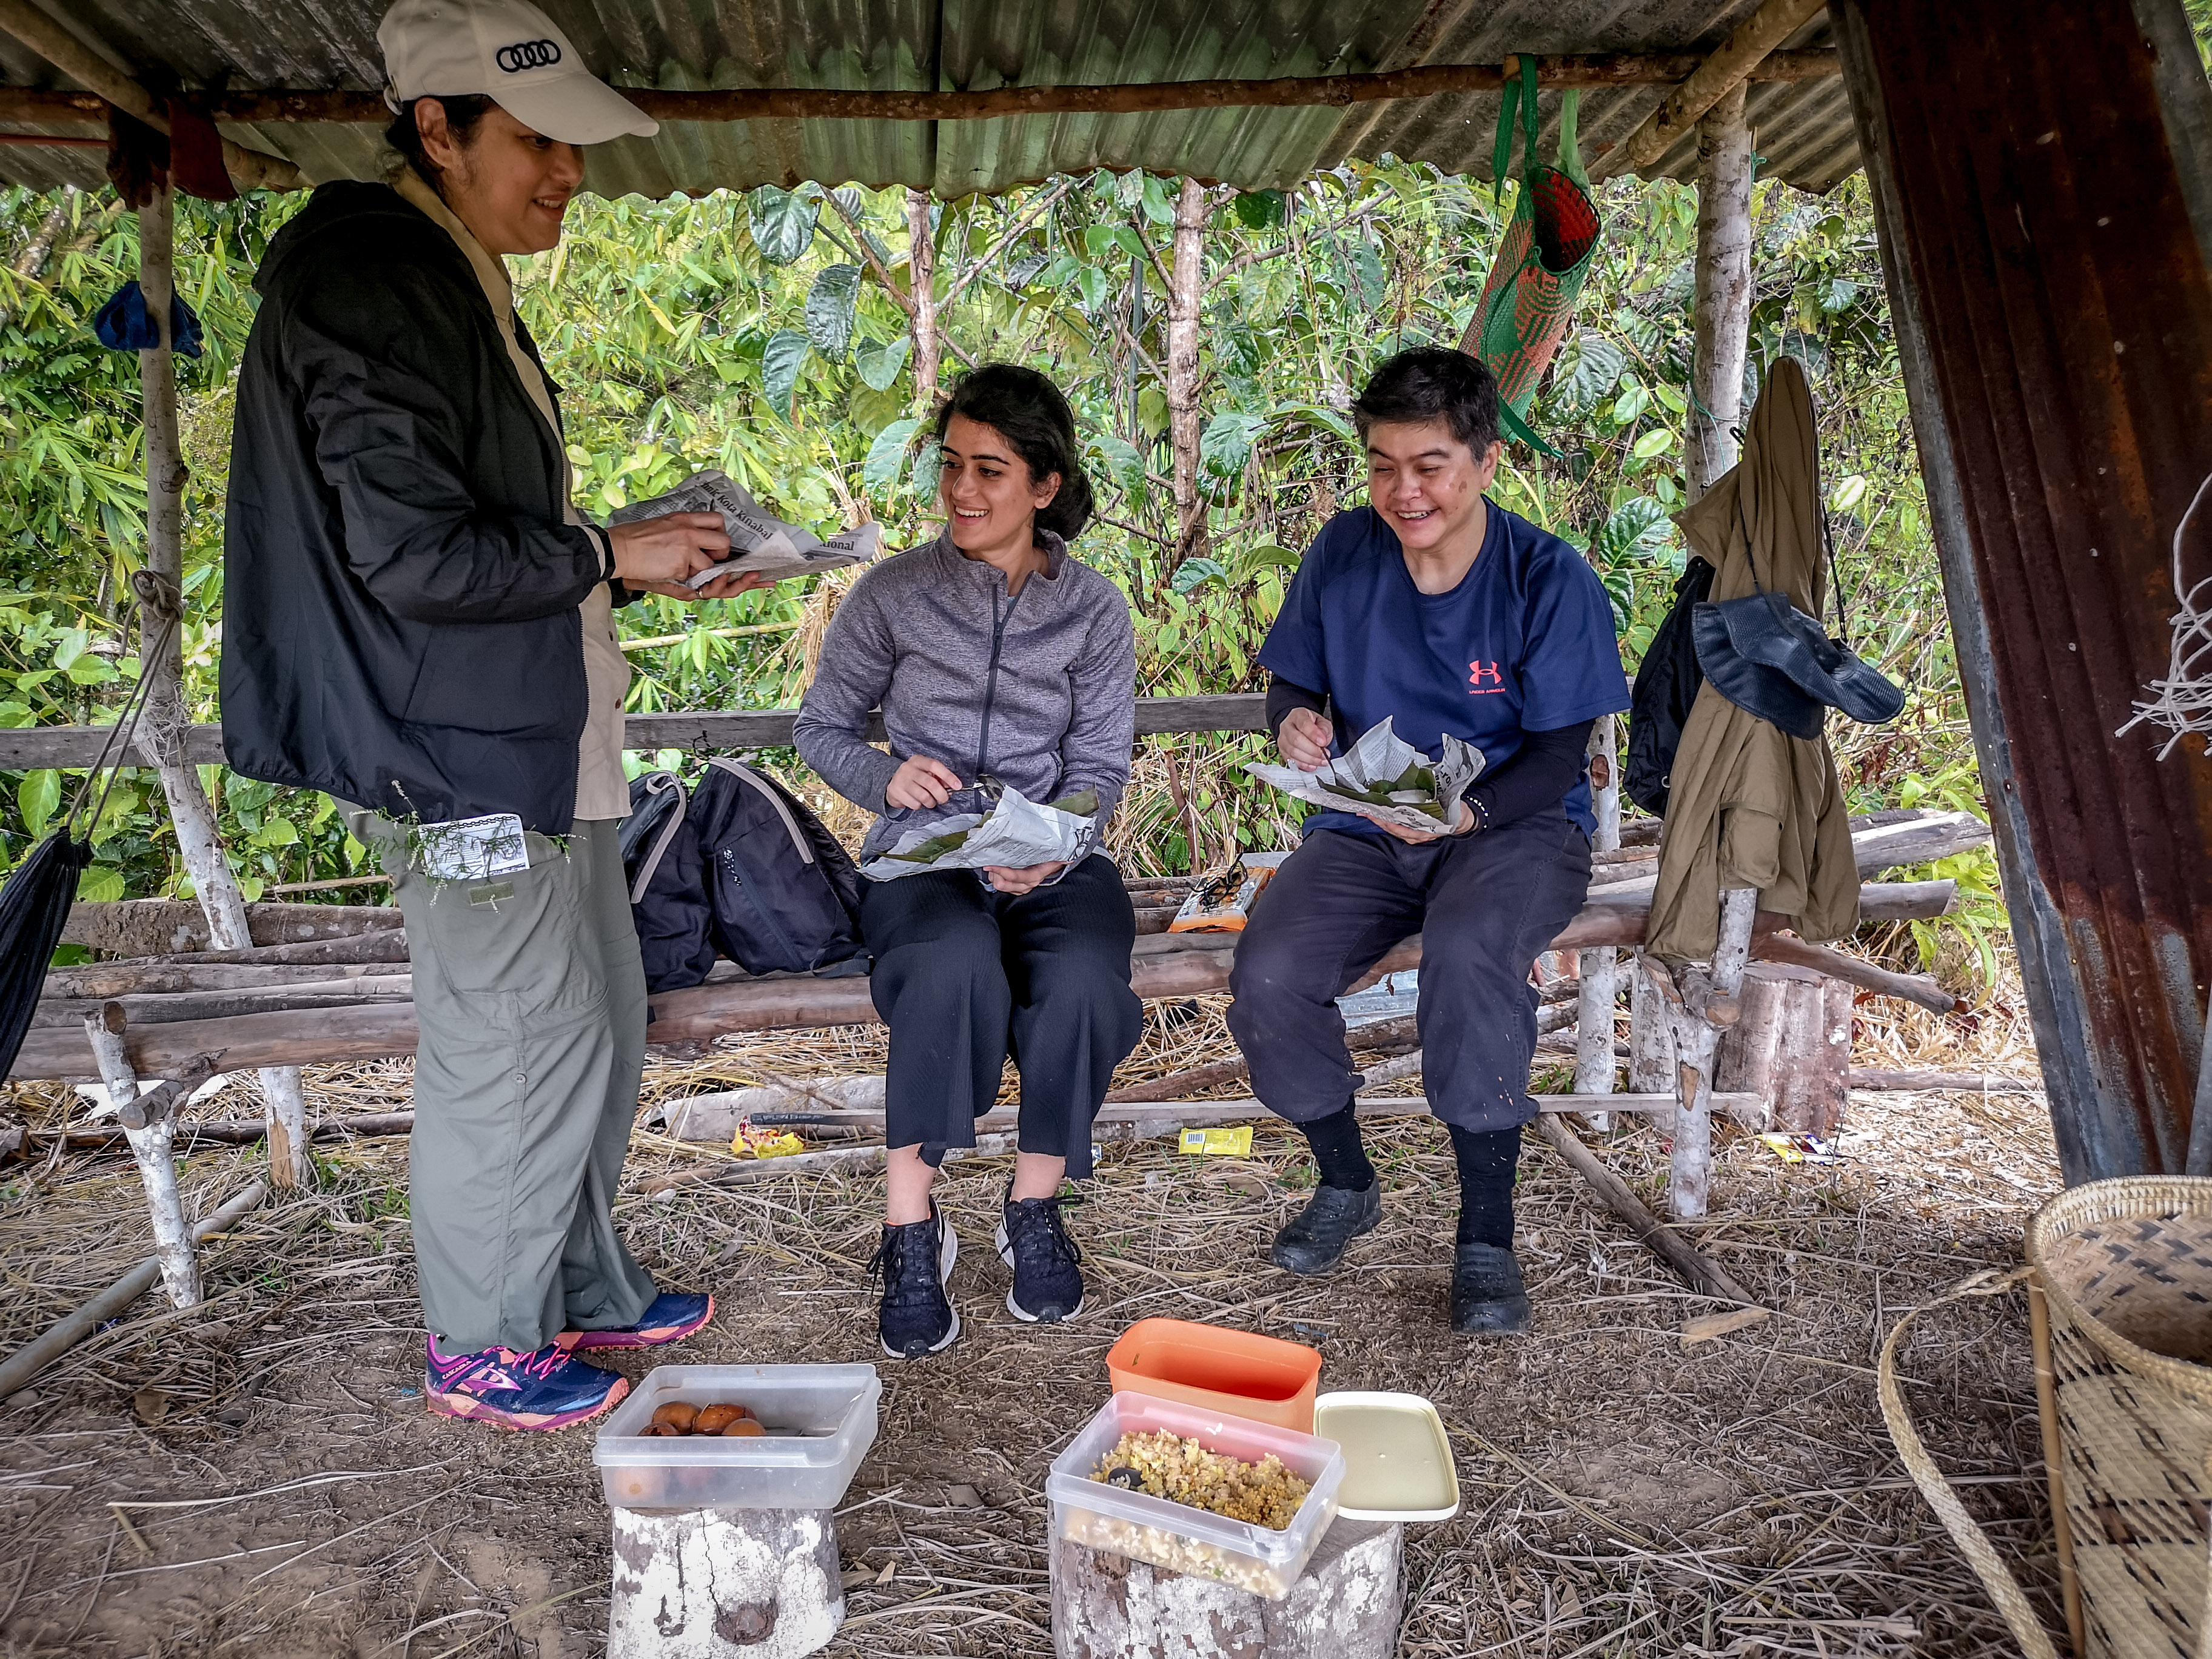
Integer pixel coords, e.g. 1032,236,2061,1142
92,281,204,358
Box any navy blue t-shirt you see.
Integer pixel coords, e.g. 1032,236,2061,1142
1258,502,1631,836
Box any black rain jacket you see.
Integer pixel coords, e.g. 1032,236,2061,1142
221,179,609,833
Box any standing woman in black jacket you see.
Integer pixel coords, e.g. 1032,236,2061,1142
223,0,760,1432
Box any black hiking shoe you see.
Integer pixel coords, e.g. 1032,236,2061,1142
1450,1242,1532,1334
1269,1182,1382,1276
868,1205,959,1359
994,1190,1085,1323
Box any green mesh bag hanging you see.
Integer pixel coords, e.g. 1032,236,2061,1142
1461,57,1600,455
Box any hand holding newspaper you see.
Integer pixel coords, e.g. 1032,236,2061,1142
859,786,1101,882
1247,717,1484,833
609,469,881,585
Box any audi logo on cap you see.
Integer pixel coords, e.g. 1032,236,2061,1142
495,38,562,72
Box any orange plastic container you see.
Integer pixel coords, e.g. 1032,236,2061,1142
1105,1318,1322,1432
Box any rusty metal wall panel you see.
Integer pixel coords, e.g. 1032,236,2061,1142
1836,0,2212,1179
0,0,1865,197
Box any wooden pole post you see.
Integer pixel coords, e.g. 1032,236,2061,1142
1575,715,1622,1125
1686,81,1755,497
133,179,312,1190
903,189,939,409
1165,176,1207,562
81,1005,200,1307
1646,885,1757,1218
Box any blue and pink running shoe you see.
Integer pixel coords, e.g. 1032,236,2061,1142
568,1291,716,1352
425,1334,628,1431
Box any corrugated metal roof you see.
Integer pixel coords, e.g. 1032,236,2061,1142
0,0,1859,198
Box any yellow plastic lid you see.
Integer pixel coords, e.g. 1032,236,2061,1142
1311,1390,1461,1523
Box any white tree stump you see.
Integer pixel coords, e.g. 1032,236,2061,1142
1051,1516,1402,1659
1717,964,1852,1136
608,1507,842,1659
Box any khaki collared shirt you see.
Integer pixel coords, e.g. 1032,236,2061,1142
393,168,631,822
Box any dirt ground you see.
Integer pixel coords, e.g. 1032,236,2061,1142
0,991,2065,1658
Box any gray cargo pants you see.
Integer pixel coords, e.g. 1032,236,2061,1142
350,810,657,1355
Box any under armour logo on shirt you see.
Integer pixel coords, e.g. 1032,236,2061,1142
1468,660,1506,694
495,38,562,71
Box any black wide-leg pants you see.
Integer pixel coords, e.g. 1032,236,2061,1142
1227,813,1594,1133
859,854,1142,1179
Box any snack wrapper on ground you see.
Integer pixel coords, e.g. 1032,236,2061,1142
859,786,1099,882
1168,851,1291,932
1246,717,1485,831
609,469,882,583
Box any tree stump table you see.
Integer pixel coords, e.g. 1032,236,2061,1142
1050,1516,1403,1658
608,1506,842,1658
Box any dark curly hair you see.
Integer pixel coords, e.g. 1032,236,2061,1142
933,363,1096,543
383,94,496,196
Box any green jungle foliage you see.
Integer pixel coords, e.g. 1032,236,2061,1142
0,159,2000,979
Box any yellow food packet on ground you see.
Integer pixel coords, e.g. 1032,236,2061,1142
731,1122,807,1159
1179,1126,1254,1156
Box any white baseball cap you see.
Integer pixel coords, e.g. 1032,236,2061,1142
379,0,659,146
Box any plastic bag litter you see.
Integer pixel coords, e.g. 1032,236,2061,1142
859,786,1099,882
1247,717,1484,832
609,469,882,583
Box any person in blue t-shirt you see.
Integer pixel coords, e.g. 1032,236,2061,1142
1228,347,1631,1335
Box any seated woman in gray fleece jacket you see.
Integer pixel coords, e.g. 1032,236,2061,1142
794,364,1140,1360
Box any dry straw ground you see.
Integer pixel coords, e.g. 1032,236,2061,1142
0,987,2062,1658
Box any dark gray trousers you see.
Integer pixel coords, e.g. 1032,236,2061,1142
1227,813,1594,1133
859,854,1142,1179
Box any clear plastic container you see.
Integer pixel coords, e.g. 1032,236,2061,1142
1047,1390,1344,1600
593,1362,880,1511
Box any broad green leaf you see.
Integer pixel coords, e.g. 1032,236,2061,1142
1631,427,1675,460
235,874,266,903
748,186,819,264
67,655,118,684
1610,382,1651,424
865,418,922,494
252,816,300,847
1075,264,1110,310
804,264,861,358
1233,190,1286,230
1233,541,1301,580
1171,557,1228,594
1592,496,1673,566
762,328,812,413
854,333,910,392
1090,433,1147,497
1830,474,1870,512
1083,224,1118,260
1349,241,1387,307
18,768,59,836
50,627,85,671
1140,175,1176,226
1199,411,1267,480
1555,334,1624,406
75,864,124,902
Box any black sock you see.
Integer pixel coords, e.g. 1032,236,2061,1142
1450,1124,1519,1248
1299,1104,1376,1191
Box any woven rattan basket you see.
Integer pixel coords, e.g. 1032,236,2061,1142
1880,1176,2212,1659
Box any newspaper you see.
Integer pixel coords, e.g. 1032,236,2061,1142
1247,717,1484,832
609,469,882,584
859,786,1100,882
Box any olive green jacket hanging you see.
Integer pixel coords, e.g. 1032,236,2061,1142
1645,357,1860,964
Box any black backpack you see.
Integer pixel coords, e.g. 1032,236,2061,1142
1624,554,1717,818
621,759,866,991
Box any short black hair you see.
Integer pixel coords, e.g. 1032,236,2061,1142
1351,347,1501,455
383,94,497,195
934,363,1096,543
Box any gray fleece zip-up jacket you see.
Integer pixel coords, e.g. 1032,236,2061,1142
794,529,1137,862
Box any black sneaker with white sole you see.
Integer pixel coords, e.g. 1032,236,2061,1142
868,1205,959,1358
994,1190,1085,1323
